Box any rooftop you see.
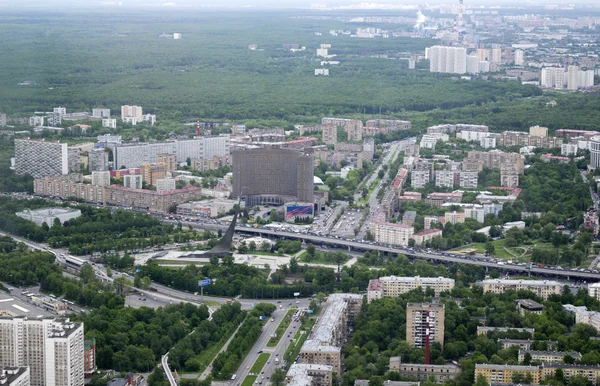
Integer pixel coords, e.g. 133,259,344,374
105,184,201,195
378,276,454,284
478,279,562,286
413,228,443,236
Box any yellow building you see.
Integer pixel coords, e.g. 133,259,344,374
475,364,541,385
142,163,167,186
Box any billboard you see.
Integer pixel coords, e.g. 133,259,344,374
199,279,211,287
285,204,313,217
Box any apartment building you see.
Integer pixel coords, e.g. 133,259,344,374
322,125,338,145
192,156,232,172
419,134,439,150
464,206,484,223
516,299,543,316
499,339,539,351
561,143,579,156
156,178,176,192
347,122,363,142
476,327,535,336
411,170,430,188
500,164,520,188
563,305,600,332
91,171,110,187
459,171,478,188
480,135,497,149
475,364,541,385
389,359,460,382
299,294,363,375
123,174,143,189
84,338,97,377
425,192,462,207
0,367,30,386
88,149,109,172
444,211,465,225
406,303,445,348
142,163,167,186
365,120,411,134
476,279,562,300
121,105,143,121
367,276,455,302
114,136,230,169
14,139,69,178
465,150,525,174
286,364,333,386
371,212,414,246
412,229,443,246
435,170,456,188
157,153,177,172
427,124,488,135
428,46,467,74
142,114,156,126
0,316,84,386
497,131,562,148
589,283,600,301
424,216,441,230
518,350,581,364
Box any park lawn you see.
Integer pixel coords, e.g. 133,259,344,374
297,251,349,265
241,375,257,386
189,334,231,374
459,239,528,261
249,353,270,374
267,309,296,347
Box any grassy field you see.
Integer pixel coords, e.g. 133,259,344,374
283,317,316,369
267,309,296,347
297,250,349,265
189,331,233,374
249,353,270,374
241,375,257,386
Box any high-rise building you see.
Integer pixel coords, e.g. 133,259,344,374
84,339,97,378
123,174,143,189
120,105,143,122
232,148,314,206
322,124,337,145
491,48,502,63
157,153,177,172
68,147,81,173
590,136,600,169
406,303,445,348
346,121,362,142
91,171,110,187
541,67,565,89
0,316,84,386
0,367,30,386
514,49,524,66
0,113,7,126
88,149,109,172
14,139,69,178
142,163,167,186
428,46,467,74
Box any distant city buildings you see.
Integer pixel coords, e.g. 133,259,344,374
15,207,82,227
14,139,69,178
541,66,594,90
121,105,143,123
476,279,562,300
428,46,467,74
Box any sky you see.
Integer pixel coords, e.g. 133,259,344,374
2,0,599,11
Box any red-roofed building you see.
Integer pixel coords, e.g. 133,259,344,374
412,228,443,246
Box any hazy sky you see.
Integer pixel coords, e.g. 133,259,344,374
2,0,599,10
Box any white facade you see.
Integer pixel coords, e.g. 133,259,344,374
367,276,455,302
480,135,497,149
15,208,82,227
142,114,156,126
459,171,478,188
429,46,467,74
123,174,143,189
561,143,578,156
122,117,138,126
29,116,44,127
541,67,565,89
435,170,455,188
589,283,600,301
411,170,430,188
92,108,110,118
514,49,524,66
101,119,117,129
419,134,439,150
121,105,143,121
590,136,600,169
464,206,485,223
156,178,176,192
372,222,414,246
91,171,110,187
14,139,69,178
458,130,490,142
0,317,84,386
315,68,329,76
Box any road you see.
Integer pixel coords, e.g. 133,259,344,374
234,305,305,386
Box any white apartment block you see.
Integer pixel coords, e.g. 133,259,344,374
459,171,478,188
411,170,430,188
0,317,84,386
435,170,455,188
518,350,581,364
588,283,600,301
458,130,490,142
92,108,110,118
101,118,117,129
561,143,579,156
464,206,485,223
91,171,110,187
156,178,176,192
29,116,45,127
113,136,230,169
567,65,595,90
424,216,440,230
419,134,439,150
477,279,562,300
564,305,600,332
322,125,337,145
88,149,109,172
367,276,455,302
142,114,156,126
123,174,143,189
529,125,548,137
371,220,414,247
121,105,143,121
428,46,467,74
0,367,30,386
514,49,524,66
484,202,504,216
14,139,68,178
480,135,497,149
122,117,138,125
541,67,566,89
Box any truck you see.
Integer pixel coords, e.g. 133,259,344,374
275,358,279,364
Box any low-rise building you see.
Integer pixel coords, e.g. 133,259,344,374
518,350,581,364
425,192,463,207
402,211,417,225
411,170,430,188
371,212,414,246
459,171,478,188
389,360,460,382
435,170,456,188
477,279,562,300
516,299,543,316
475,364,541,385
444,211,465,225
286,364,333,386
476,327,535,336
412,229,443,246
367,276,455,302
15,207,82,227
177,199,237,218
123,174,143,189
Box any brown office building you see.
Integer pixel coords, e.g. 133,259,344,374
232,148,314,206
